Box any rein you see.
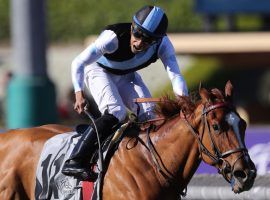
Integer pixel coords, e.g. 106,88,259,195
133,97,187,197
145,124,187,198
134,97,248,185
183,102,248,183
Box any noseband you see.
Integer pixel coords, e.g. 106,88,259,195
133,98,249,184
183,102,248,183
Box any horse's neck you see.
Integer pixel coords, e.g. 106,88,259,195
152,117,201,187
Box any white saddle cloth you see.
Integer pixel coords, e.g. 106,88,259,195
35,132,83,200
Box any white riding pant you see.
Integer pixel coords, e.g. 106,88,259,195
84,63,155,122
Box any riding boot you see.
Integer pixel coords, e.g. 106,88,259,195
61,112,119,181
62,127,98,180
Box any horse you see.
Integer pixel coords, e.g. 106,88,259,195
0,81,256,200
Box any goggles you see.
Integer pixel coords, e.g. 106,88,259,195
131,25,159,45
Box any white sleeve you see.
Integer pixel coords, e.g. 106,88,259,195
158,36,188,96
71,30,118,92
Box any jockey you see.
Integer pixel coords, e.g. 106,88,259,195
62,5,188,180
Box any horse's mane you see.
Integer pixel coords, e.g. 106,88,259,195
154,88,226,119
154,93,198,119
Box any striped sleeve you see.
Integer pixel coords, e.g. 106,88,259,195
158,36,188,96
71,30,118,92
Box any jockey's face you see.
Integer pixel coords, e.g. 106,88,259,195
130,25,157,54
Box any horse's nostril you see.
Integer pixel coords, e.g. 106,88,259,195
233,170,247,179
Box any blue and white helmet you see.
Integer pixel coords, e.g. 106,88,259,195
133,5,168,38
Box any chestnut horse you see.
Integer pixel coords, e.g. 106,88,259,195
0,81,256,200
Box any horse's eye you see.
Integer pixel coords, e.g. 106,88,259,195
212,124,220,132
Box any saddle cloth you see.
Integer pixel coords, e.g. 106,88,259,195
35,132,83,200
35,122,130,200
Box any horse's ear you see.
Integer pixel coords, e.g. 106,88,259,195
225,80,234,99
199,87,211,103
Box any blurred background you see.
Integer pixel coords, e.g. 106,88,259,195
0,0,269,198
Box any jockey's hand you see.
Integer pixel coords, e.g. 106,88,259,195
74,91,87,114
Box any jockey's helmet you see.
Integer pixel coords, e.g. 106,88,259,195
133,5,168,39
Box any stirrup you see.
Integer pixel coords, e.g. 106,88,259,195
62,167,98,182
62,160,98,181
73,170,98,182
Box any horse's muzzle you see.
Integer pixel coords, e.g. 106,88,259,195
230,159,257,193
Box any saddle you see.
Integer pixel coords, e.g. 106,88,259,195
80,113,165,200
75,121,130,172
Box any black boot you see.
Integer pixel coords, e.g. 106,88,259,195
62,127,98,181
61,112,119,181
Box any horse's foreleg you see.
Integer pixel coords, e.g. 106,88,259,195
0,168,29,200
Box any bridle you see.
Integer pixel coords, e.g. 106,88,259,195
132,97,253,195
183,102,248,183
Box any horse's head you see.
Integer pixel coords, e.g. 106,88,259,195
194,81,256,193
